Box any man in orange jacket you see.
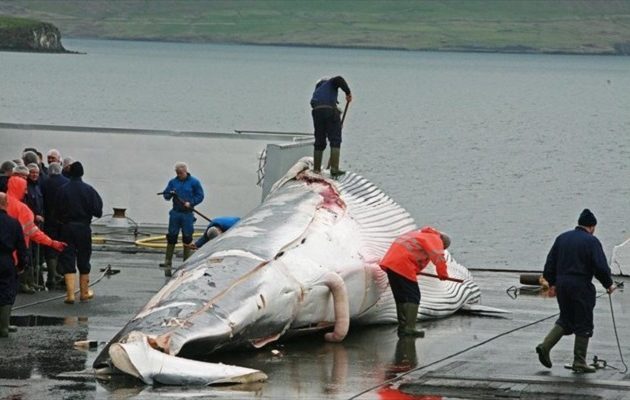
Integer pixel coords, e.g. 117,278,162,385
5,176,66,293
380,226,450,337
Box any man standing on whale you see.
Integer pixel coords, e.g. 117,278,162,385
310,76,352,177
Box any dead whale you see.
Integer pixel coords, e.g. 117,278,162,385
93,158,505,385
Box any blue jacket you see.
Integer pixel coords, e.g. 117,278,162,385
163,174,204,212
310,76,351,107
543,226,613,289
195,216,240,248
208,216,240,232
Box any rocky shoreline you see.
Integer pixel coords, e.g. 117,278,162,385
0,19,71,53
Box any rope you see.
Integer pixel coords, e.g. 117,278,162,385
13,265,114,311
608,292,628,374
347,289,626,400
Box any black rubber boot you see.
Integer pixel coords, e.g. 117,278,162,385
183,246,193,261
46,257,63,290
329,147,346,178
571,335,596,373
397,303,424,338
313,150,323,173
0,305,11,338
160,243,176,277
535,324,564,368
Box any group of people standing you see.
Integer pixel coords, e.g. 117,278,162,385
0,148,102,337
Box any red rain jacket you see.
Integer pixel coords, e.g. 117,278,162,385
6,176,54,248
379,226,449,282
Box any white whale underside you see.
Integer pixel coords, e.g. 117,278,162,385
99,158,507,386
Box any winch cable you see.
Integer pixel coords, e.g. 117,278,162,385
347,289,626,400
608,292,628,374
13,265,114,311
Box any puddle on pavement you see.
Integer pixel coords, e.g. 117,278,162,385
10,315,88,327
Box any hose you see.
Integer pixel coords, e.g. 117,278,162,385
347,288,627,400
608,292,628,374
12,265,115,311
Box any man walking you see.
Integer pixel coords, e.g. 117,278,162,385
161,162,204,277
310,76,352,177
536,209,616,373
55,162,103,304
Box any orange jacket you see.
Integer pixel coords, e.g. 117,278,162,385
6,176,54,248
379,226,448,282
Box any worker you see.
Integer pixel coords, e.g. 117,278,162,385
536,209,616,373
5,176,66,294
310,76,352,177
160,162,204,277
0,192,29,338
379,226,450,337
55,162,103,304
186,216,240,250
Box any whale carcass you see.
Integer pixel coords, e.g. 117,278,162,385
93,158,504,385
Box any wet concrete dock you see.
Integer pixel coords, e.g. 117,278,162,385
0,237,628,400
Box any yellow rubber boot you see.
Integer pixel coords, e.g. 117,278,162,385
79,274,94,302
64,274,76,304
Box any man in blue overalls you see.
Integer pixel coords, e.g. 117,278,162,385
186,216,240,250
536,209,616,373
310,76,352,177
161,162,204,277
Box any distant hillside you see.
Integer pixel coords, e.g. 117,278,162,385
1,0,629,55
0,15,68,52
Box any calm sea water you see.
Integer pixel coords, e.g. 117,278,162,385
1,39,628,269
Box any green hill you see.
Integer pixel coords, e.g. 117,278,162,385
0,15,67,51
1,0,630,54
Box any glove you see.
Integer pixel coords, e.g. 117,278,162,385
50,240,67,252
438,274,449,281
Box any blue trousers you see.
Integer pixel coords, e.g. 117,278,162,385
166,210,195,244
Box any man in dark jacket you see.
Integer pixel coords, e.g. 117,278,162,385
536,209,616,373
310,76,352,177
56,162,103,304
0,160,16,193
41,162,69,289
0,192,28,337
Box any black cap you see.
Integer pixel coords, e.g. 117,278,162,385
69,161,84,178
578,208,597,227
